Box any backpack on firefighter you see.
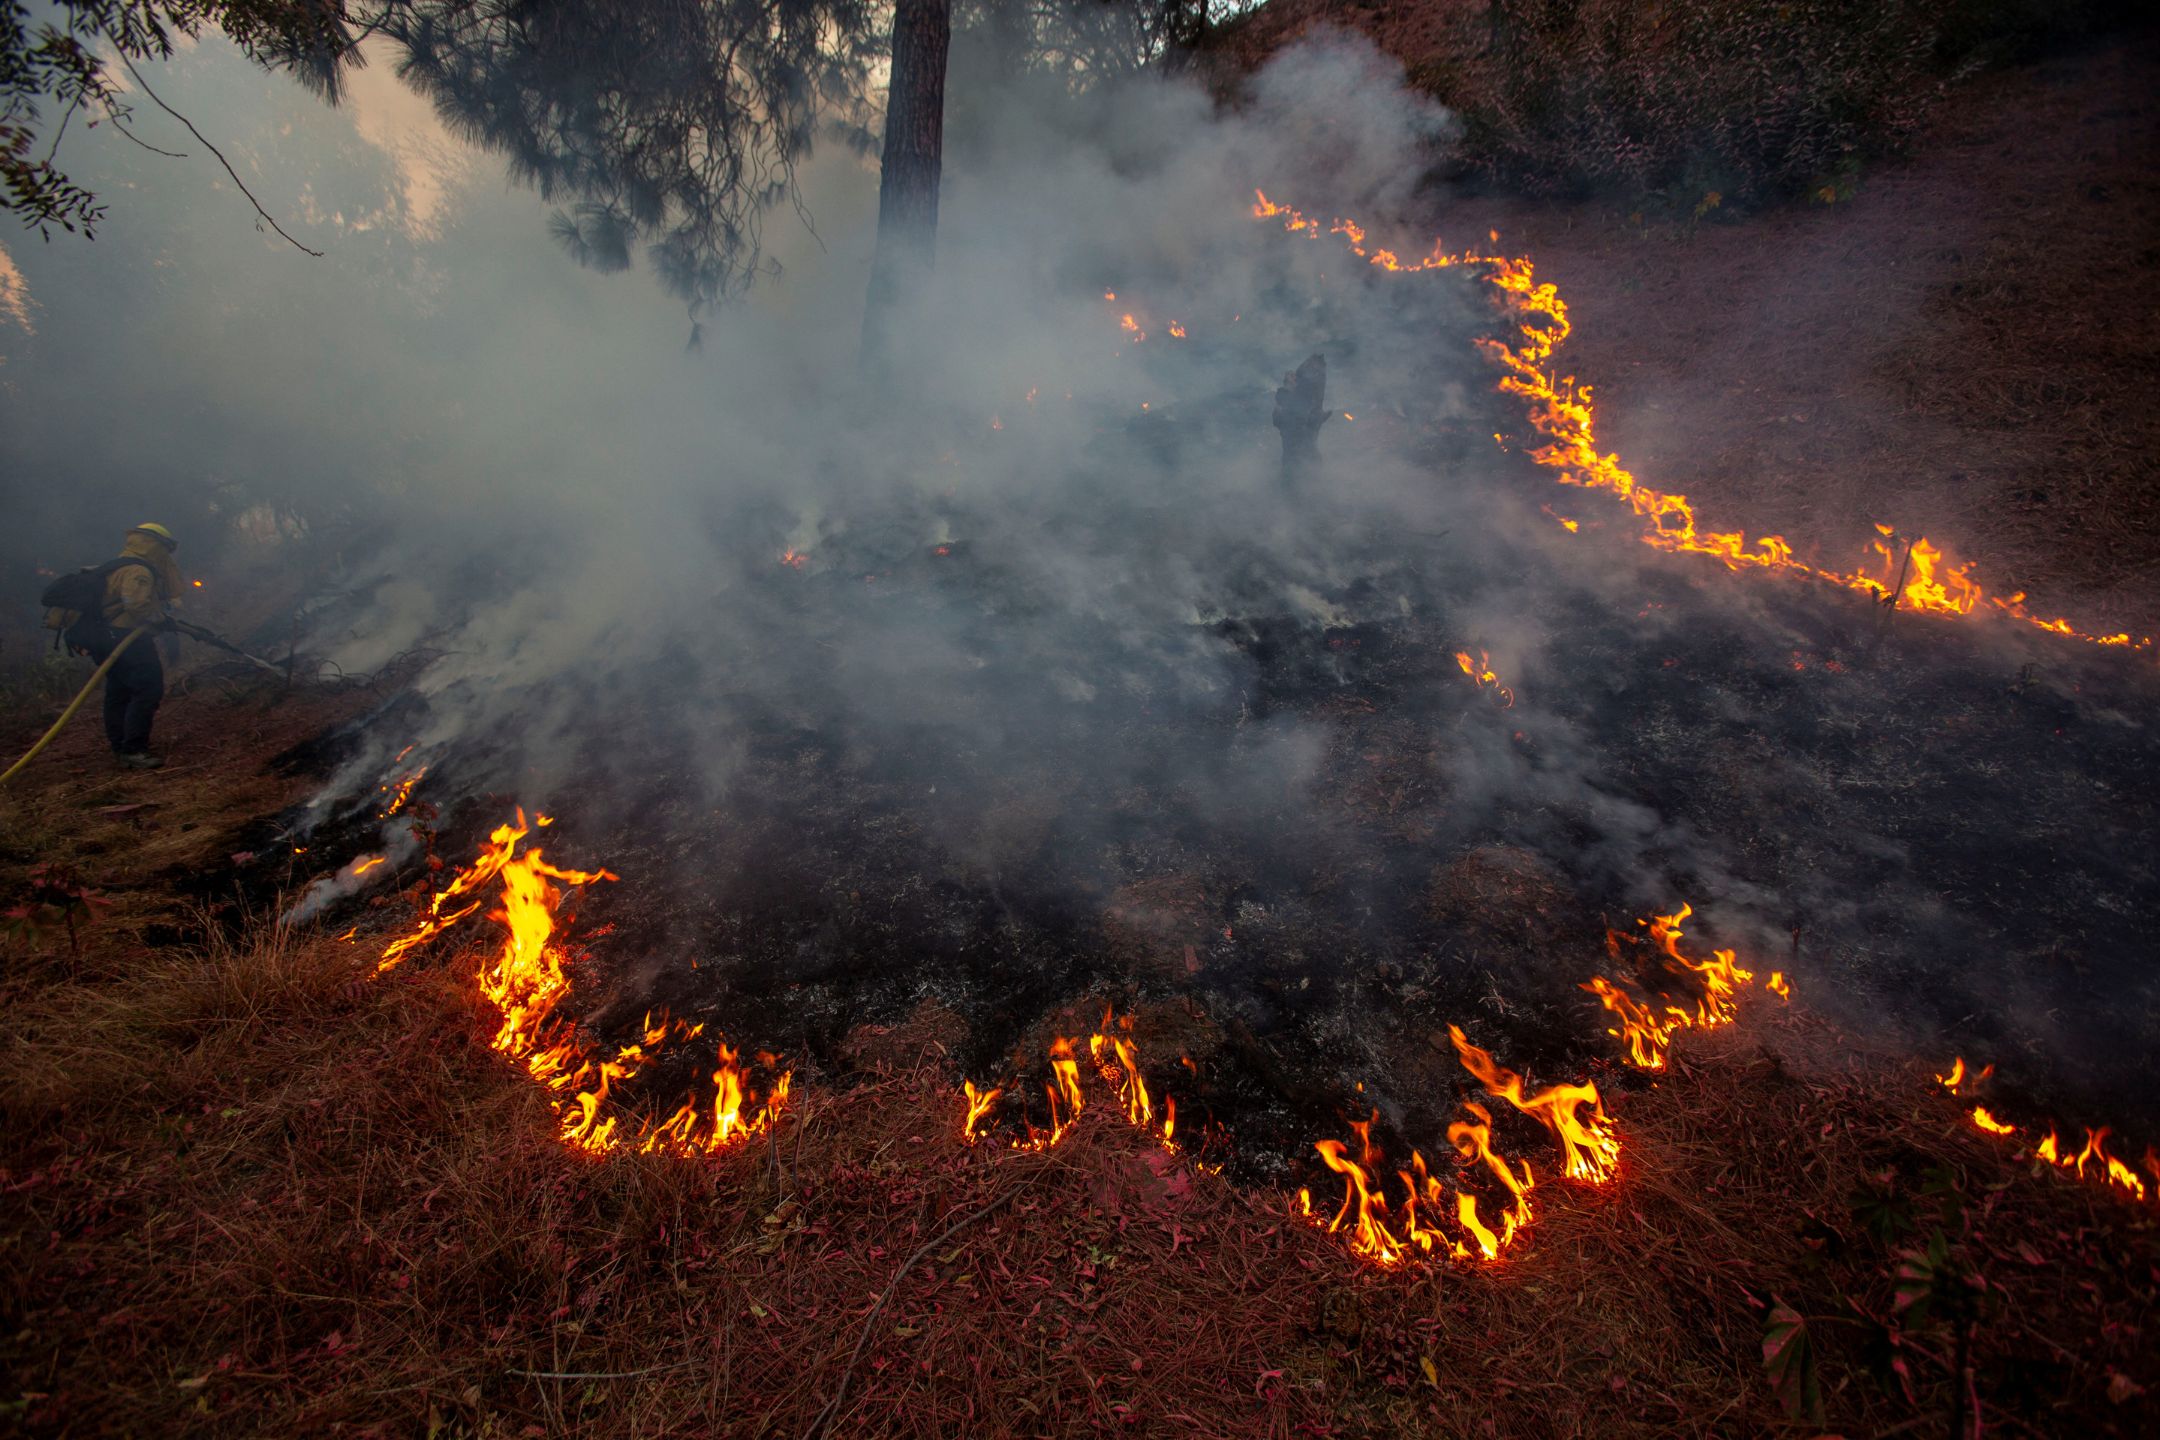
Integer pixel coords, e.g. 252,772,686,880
39,556,154,650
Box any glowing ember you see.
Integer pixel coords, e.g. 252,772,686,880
380,765,427,818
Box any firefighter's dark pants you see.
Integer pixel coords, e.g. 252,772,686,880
67,621,165,756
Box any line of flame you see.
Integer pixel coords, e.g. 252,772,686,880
1300,900,1800,1269
962,1009,1181,1155
378,810,788,1155
1937,1055,2154,1205
1249,189,2152,654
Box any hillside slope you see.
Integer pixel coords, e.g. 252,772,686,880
1229,5,2160,632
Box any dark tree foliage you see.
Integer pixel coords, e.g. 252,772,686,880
377,2,1221,334
380,0,883,321
4,0,1227,325
2,1,360,237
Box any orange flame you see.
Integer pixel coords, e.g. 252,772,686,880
1644,906,1752,1027
1449,1025,1620,1183
1453,650,1516,708
2033,1126,2148,1201
1942,1063,2151,1206
1580,975,1690,1070
1249,189,2153,654
961,1080,1001,1143
382,811,787,1156
1301,1101,1545,1266
1454,1190,1501,1261
2056,1127,2148,1203
1448,1101,1534,1255
1089,1021,1155,1128
1313,1137,1407,1266
967,1013,1187,1155
1766,971,1792,1002
1049,1036,1086,1118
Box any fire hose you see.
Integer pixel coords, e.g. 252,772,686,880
0,620,285,788
0,626,153,788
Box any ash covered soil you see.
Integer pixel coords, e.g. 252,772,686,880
270,456,2160,1188
202,27,2160,1188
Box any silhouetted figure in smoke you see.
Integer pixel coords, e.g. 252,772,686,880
1272,353,1330,489
42,524,184,769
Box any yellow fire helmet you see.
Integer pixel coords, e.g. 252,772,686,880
131,522,178,550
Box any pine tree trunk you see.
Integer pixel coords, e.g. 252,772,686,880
861,0,951,369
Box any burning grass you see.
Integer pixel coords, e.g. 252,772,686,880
3,893,2157,1435
1246,187,2153,652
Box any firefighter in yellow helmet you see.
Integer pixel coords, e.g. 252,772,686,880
61,524,184,769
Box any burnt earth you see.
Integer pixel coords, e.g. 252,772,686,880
254,463,2160,1191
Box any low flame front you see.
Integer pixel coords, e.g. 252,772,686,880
380,811,788,1155
1579,903,1775,1071
962,1009,1179,1155
1247,190,2151,654
1295,1020,1614,1268
1293,898,1795,1268
1936,1056,2155,1206
371,805,2151,1268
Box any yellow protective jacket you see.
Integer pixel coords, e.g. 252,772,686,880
101,532,183,630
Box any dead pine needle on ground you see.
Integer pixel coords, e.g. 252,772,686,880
1,892,2155,1436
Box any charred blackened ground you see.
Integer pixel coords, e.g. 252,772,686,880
198,228,2159,1193
237,448,2160,1194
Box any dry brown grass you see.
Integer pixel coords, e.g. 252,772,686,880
3,902,2155,1437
